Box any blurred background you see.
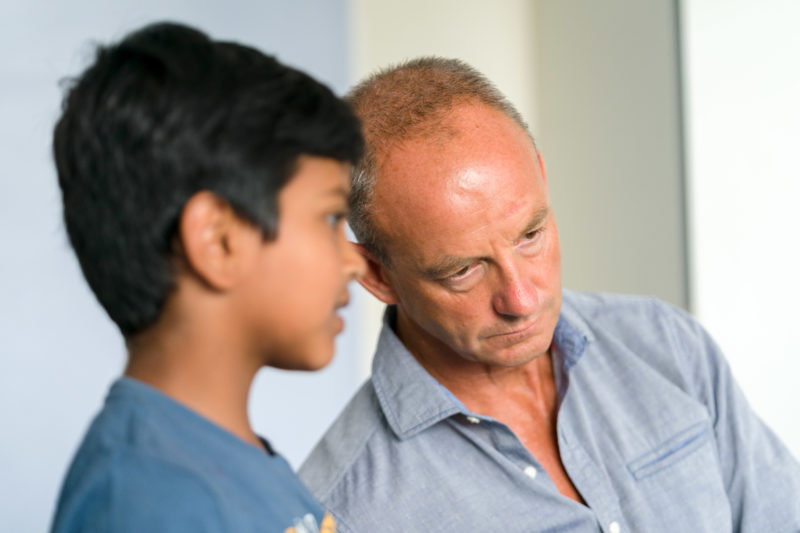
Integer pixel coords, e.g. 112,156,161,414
1,0,797,530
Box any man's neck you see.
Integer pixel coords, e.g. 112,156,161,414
394,314,585,504
392,309,557,417
413,343,558,423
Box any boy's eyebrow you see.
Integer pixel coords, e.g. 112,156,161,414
419,205,551,279
320,184,350,200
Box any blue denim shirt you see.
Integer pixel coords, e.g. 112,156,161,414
300,291,800,532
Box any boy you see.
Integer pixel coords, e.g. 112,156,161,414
50,21,364,532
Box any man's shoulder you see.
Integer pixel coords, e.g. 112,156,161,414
562,289,697,340
563,289,686,318
299,380,385,502
561,290,720,395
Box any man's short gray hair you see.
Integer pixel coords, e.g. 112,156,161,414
346,56,534,265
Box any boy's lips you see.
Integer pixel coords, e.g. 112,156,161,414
333,293,350,332
335,288,351,310
334,313,345,333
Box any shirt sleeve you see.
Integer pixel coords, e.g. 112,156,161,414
667,304,800,532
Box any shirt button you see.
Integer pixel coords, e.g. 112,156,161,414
465,416,480,424
608,521,621,533
523,465,537,479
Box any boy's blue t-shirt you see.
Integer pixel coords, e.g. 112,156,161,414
50,377,334,533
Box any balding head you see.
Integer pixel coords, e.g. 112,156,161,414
346,57,534,264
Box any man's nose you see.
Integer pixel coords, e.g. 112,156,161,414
491,257,537,318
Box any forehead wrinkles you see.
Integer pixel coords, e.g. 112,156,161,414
370,103,542,263
374,172,538,272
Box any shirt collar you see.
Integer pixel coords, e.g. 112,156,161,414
371,306,464,441
371,297,591,440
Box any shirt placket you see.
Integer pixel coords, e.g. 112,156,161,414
558,414,629,533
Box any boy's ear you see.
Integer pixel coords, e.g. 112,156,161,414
354,244,399,305
178,191,254,291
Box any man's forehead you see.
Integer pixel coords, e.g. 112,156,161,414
368,100,544,256
373,114,540,208
374,179,550,271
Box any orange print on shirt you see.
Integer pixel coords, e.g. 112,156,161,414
284,511,336,533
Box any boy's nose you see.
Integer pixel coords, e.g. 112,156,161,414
344,240,368,281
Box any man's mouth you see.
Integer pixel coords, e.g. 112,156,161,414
484,318,538,342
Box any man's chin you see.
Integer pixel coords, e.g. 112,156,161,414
477,334,552,368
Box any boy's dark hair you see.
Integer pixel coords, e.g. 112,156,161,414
54,22,363,337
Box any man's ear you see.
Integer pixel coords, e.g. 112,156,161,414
354,244,399,305
178,191,254,291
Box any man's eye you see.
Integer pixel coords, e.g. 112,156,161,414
447,263,478,281
524,228,542,240
438,262,483,291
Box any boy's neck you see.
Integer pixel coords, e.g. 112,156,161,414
125,314,264,451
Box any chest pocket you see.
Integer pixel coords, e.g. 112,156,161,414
626,421,711,480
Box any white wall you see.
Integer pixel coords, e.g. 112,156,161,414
681,0,800,456
0,2,358,531
351,0,537,126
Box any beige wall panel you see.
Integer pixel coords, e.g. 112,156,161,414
535,0,688,308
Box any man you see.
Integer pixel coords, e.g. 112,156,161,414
299,57,800,532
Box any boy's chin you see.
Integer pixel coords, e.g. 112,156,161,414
296,352,335,372
264,346,335,372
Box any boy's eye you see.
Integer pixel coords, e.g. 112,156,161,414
325,212,346,228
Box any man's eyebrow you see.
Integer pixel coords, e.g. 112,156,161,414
419,205,551,279
419,254,475,279
519,206,550,237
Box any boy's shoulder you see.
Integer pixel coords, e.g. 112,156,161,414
51,378,329,533
51,444,226,532
50,378,225,531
